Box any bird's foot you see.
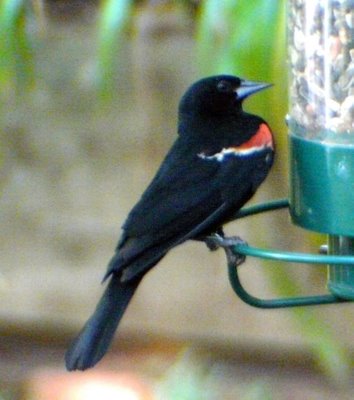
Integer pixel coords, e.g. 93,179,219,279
203,229,225,251
206,233,247,249
319,244,328,254
205,233,247,267
204,236,221,251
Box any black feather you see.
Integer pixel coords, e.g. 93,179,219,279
65,274,141,371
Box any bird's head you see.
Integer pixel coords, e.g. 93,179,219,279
178,75,272,117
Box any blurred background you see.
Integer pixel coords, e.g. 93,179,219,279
0,0,353,399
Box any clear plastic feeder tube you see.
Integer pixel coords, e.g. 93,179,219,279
289,0,353,139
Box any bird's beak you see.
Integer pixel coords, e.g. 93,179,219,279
235,80,273,100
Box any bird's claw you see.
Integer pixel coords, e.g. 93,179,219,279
205,234,247,267
224,246,246,267
206,233,247,249
319,244,328,254
204,236,221,251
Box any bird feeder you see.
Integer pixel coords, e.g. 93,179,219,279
226,0,354,307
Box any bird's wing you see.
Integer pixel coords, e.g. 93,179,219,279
105,137,259,281
122,151,222,237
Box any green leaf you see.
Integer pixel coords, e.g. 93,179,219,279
0,0,34,89
96,0,133,98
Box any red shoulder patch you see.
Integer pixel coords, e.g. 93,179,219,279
197,123,274,162
235,123,274,151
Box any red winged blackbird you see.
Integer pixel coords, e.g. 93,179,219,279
65,75,274,371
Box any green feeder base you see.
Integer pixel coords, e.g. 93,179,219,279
289,125,354,300
289,132,354,237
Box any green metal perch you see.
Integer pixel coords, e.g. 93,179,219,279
225,199,354,308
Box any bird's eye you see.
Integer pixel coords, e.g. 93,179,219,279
217,80,231,93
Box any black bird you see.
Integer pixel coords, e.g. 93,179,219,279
65,75,274,371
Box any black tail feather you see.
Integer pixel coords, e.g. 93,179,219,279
65,274,140,371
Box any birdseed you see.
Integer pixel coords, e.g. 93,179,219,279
288,0,354,141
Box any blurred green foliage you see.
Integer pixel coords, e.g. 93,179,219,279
267,261,351,383
96,0,133,97
154,350,275,400
0,0,33,90
241,382,273,400
0,0,351,385
155,350,215,400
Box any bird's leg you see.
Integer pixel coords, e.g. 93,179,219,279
203,228,225,251
204,232,247,267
